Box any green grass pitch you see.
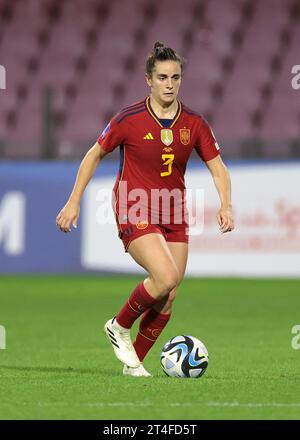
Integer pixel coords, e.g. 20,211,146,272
0,276,300,420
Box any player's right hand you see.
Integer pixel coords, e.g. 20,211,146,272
56,201,80,233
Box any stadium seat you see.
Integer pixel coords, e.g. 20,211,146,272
0,0,298,158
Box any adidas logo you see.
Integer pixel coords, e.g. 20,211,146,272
106,326,120,349
143,132,154,140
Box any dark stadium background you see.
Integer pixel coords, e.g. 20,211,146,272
0,0,300,421
1,0,300,159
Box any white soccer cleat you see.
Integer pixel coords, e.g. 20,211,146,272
104,317,140,368
123,364,152,377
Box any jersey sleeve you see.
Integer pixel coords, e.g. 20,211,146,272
194,118,220,162
97,116,125,153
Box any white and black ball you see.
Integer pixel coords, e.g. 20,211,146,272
160,335,209,378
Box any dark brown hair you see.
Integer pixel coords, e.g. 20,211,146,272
146,41,185,76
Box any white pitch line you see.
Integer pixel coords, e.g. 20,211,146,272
3,401,299,409
207,402,300,408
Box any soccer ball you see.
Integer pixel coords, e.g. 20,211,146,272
160,335,209,378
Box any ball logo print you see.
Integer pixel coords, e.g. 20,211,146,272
0,325,6,349
160,335,209,378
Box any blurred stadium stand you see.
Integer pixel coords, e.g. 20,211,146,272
0,0,300,160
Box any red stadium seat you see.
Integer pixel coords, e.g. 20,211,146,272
0,0,298,158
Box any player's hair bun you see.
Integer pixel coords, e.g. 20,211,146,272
154,41,164,52
146,41,185,76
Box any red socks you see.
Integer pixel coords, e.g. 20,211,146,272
133,309,171,362
116,282,158,329
116,282,171,361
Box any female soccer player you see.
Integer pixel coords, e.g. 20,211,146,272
56,42,234,377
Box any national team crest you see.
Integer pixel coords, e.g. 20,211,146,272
161,129,173,146
180,128,190,145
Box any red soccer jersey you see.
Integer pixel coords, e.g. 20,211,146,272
97,97,220,226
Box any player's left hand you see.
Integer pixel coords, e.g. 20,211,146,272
217,207,234,233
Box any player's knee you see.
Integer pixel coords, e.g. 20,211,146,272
155,269,179,298
164,270,179,294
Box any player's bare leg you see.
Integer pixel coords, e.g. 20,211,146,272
120,236,187,376
152,241,188,315
104,233,179,371
131,240,188,373
106,233,179,376
127,233,181,301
